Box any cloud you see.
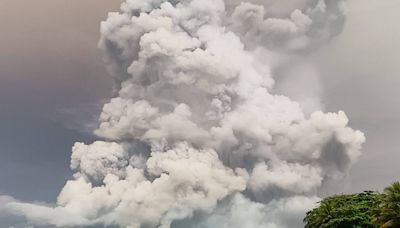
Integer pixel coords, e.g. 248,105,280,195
172,193,320,228
3,0,365,227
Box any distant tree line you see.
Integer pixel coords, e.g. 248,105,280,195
304,182,400,228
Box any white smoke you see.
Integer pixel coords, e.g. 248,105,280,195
3,0,365,227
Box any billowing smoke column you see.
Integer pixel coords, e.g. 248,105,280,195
5,0,365,227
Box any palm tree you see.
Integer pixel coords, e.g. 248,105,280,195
304,200,336,228
373,182,400,228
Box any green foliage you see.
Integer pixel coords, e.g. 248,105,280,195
304,182,400,228
304,191,380,228
373,182,400,228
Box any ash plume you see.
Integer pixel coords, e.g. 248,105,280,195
3,0,365,227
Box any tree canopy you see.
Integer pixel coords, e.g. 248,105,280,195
304,182,400,228
304,191,380,228
373,182,400,228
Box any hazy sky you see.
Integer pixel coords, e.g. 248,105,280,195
0,0,122,202
0,0,399,205
316,0,400,193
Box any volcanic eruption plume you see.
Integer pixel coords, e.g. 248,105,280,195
3,0,365,227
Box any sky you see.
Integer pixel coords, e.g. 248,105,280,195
315,0,400,193
0,0,122,202
0,0,399,215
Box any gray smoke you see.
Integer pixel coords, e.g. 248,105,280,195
2,0,364,227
